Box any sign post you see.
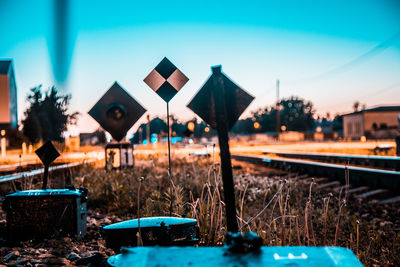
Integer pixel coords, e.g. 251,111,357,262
187,65,254,233
88,82,146,170
211,66,238,232
144,57,189,215
35,140,60,189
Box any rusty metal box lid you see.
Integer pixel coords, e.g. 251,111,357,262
103,217,197,230
101,217,199,251
5,188,84,198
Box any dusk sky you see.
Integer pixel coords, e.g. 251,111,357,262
1,0,399,136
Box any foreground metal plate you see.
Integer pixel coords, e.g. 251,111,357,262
108,246,363,267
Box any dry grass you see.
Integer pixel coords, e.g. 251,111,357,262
71,152,400,266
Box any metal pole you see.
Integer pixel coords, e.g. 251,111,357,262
120,143,122,170
396,115,400,156
167,103,173,216
276,79,280,134
146,115,150,145
211,66,239,233
42,165,49,189
1,130,6,157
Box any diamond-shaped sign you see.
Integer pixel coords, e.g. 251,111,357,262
144,57,189,103
88,82,147,141
35,141,60,166
187,66,254,130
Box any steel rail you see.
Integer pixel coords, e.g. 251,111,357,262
232,154,400,193
0,159,98,183
262,150,400,171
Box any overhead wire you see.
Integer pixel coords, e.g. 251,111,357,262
255,31,400,112
285,31,400,85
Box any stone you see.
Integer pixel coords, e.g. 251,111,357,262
66,252,80,262
45,257,70,265
4,251,19,262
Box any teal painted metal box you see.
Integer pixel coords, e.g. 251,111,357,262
108,246,363,266
3,188,88,241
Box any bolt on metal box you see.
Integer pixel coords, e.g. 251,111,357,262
3,187,88,241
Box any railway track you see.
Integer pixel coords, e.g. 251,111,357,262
231,153,400,204
0,159,98,184
262,150,400,171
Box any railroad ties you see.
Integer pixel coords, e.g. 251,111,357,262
262,150,400,171
231,153,400,205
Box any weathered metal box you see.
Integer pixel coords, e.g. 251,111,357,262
101,217,199,252
3,187,88,241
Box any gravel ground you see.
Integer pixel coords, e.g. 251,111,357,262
0,209,121,266
0,160,399,266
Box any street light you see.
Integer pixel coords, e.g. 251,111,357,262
188,122,195,132
1,130,6,157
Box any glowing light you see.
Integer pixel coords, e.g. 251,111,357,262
281,125,287,131
188,122,195,132
204,127,210,133
1,130,5,136
316,126,322,133
253,122,260,129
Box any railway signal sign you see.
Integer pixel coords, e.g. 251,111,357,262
88,82,147,142
187,65,254,233
35,140,60,189
144,57,189,216
144,57,189,103
187,66,254,130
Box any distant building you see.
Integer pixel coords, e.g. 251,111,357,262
0,60,18,130
278,131,304,142
65,136,80,152
79,129,106,146
342,106,400,139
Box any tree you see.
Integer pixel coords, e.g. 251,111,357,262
353,101,360,112
22,86,79,143
233,96,316,133
279,96,315,131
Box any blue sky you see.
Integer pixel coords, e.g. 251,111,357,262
1,0,399,135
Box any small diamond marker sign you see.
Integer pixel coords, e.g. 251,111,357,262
187,66,254,130
144,57,189,103
35,141,60,167
88,82,147,141
35,140,60,189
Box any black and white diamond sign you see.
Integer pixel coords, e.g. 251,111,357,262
187,66,254,130
88,82,147,142
144,57,189,103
